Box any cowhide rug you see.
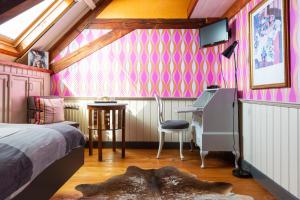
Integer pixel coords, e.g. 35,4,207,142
76,166,253,200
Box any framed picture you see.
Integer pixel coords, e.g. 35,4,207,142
249,0,290,89
28,50,49,69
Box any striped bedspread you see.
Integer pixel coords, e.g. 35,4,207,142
0,123,85,200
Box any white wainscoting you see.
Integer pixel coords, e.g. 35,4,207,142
242,100,300,198
64,98,194,143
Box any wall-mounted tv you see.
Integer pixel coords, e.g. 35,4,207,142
199,19,229,48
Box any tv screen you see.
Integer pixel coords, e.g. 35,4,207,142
200,19,229,48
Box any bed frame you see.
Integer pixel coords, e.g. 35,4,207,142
13,146,84,200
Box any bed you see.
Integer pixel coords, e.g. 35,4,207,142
0,123,85,200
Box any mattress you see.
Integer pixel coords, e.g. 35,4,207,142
0,123,85,200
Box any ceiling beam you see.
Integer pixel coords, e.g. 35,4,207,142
88,18,208,29
51,29,133,73
222,0,251,19
49,0,112,62
0,0,43,24
83,0,96,10
187,0,198,18
0,43,19,57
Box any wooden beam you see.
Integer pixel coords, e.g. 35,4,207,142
222,0,251,19
49,0,112,62
0,41,19,57
83,0,96,10
187,0,198,18
51,29,133,73
88,18,207,29
0,0,43,24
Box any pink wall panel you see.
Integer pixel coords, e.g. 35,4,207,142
51,29,221,97
220,0,300,102
51,29,111,63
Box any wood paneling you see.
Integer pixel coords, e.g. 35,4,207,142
0,60,52,74
51,29,133,73
10,76,28,123
0,62,50,123
0,74,9,123
190,0,236,18
49,0,113,61
88,18,207,29
187,0,198,18
242,101,300,198
222,0,251,19
29,77,44,96
64,99,194,143
289,108,298,196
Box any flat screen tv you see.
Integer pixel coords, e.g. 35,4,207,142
199,19,229,48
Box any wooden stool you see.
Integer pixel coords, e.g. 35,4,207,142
87,103,126,161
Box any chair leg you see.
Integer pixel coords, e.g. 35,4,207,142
190,139,194,152
190,126,195,152
156,131,165,159
179,131,184,160
200,149,208,168
232,150,240,169
88,129,93,155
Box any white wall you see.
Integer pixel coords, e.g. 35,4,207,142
242,100,300,198
64,98,194,143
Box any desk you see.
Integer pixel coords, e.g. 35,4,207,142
87,103,127,161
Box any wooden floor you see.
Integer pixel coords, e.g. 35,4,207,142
51,148,275,200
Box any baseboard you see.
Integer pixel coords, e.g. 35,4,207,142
86,141,192,149
242,160,298,200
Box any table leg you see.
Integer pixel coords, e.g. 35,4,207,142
112,110,116,152
122,108,126,158
88,109,93,155
97,110,102,161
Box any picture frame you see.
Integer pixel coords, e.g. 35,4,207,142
249,0,290,89
28,50,49,69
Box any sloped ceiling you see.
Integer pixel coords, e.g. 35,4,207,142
2,0,239,63
17,0,93,63
96,0,192,19
190,0,237,18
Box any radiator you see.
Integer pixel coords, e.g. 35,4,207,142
64,99,194,142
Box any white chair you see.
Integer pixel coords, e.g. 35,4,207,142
155,95,190,160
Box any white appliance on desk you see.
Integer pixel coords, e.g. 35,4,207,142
177,88,239,168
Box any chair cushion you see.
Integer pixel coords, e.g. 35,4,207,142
161,120,189,129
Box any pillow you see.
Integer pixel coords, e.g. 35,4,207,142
34,97,65,124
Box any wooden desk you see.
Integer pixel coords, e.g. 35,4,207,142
87,103,127,161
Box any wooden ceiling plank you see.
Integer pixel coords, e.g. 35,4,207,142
49,0,112,61
0,0,43,24
222,0,251,19
88,18,208,29
51,29,133,73
187,0,198,18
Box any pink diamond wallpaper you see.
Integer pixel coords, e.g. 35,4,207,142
51,29,221,97
50,0,299,102
220,0,300,102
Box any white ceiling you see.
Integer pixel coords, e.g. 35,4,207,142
190,0,237,18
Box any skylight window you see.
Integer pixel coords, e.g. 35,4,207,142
0,0,55,40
